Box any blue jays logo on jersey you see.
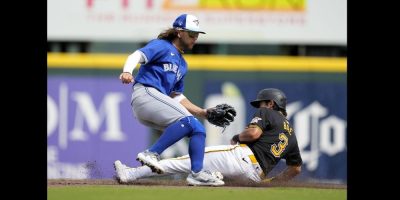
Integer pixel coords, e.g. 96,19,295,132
163,63,182,81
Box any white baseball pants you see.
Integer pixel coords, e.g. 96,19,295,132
131,83,191,131
133,144,264,183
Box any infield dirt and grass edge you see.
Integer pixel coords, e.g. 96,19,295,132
48,179,346,200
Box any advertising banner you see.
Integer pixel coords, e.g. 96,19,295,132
48,0,346,44
47,76,149,179
47,74,346,183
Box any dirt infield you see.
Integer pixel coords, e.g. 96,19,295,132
48,178,347,189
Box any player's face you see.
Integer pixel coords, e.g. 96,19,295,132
187,31,200,39
180,30,199,50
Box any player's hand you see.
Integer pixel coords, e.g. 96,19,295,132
230,134,240,145
119,72,134,84
263,177,275,183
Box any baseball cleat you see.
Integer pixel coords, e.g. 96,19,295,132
186,170,225,186
136,150,164,174
114,160,137,183
136,158,144,166
211,171,224,181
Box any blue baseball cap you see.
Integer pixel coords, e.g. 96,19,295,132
172,14,206,34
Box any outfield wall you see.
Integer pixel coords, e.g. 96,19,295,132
47,53,347,183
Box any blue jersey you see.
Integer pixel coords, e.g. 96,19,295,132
134,39,187,95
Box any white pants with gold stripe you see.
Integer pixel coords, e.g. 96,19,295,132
156,144,264,183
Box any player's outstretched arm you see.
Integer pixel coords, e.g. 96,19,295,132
266,165,301,183
181,98,208,118
171,93,207,119
172,93,237,130
231,125,263,144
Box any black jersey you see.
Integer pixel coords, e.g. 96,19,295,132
245,108,302,175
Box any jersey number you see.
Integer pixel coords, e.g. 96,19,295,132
271,133,288,158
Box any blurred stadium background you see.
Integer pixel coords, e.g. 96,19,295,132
47,0,346,184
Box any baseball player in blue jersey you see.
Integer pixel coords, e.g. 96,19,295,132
117,14,234,186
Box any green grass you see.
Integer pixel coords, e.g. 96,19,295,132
48,186,346,200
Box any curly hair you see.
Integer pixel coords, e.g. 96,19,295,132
157,28,178,41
